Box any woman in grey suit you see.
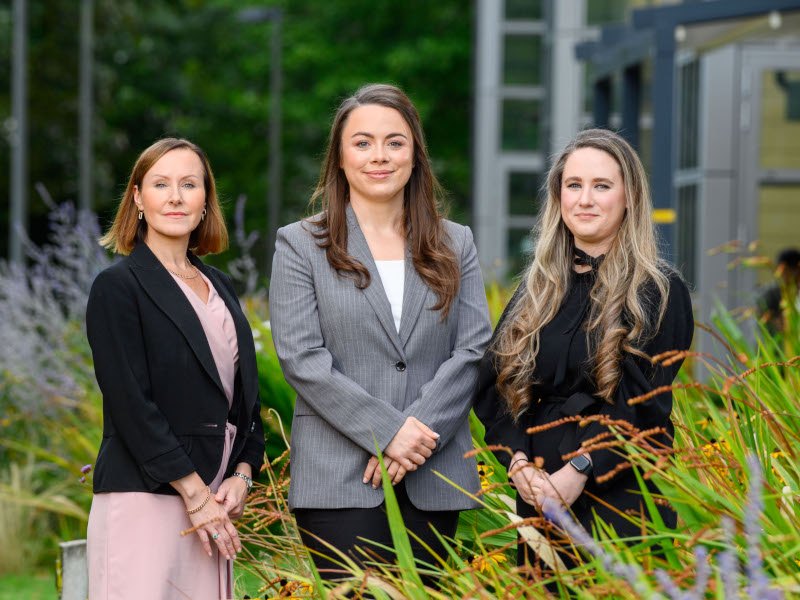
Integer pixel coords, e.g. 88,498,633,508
269,83,492,579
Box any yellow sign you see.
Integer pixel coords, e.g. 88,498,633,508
652,208,677,224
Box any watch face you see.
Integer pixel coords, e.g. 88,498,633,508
571,455,591,473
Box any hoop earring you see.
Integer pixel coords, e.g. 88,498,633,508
201,208,207,221
138,210,143,220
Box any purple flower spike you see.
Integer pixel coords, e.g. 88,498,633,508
654,568,682,599
540,498,651,597
744,455,769,598
79,476,86,484
743,454,784,600
80,464,92,474
719,517,739,598
690,545,710,598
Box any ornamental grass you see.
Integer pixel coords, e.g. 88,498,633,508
1,202,798,598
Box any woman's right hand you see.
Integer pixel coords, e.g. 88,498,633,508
508,452,539,507
383,416,439,471
172,473,241,560
186,491,241,560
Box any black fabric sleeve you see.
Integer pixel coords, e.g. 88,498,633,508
86,270,196,485
472,281,530,470
573,272,694,485
238,393,266,474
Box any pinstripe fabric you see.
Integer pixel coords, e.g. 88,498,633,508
269,205,492,511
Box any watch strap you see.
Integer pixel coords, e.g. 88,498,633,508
233,471,253,490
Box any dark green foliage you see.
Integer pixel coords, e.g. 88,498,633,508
0,1,473,270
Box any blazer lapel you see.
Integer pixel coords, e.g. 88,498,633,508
129,243,226,398
195,259,258,411
398,247,429,347
346,205,405,358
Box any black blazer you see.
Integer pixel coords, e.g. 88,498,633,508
86,243,265,494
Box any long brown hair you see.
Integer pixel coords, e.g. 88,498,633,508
100,137,228,255
493,128,670,417
308,83,459,317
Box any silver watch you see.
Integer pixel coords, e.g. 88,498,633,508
233,471,253,491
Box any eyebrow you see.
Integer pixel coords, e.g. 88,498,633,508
564,175,614,183
149,173,201,179
350,132,409,139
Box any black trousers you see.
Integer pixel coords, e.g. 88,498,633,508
293,482,459,581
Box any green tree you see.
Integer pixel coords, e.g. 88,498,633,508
1,0,474,272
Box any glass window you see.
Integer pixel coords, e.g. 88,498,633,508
760,70,800,170
505,0,543,20
507,227,534,278
502,99,542,151
508,171,543,215
503,34,542,86
758,184,800,284
677,59,700,170
587,0,628,25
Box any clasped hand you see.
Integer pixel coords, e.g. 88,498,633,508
362,416,439,488
509,454,588,509
185,475,250,560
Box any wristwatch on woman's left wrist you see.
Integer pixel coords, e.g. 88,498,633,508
232,471,253,491
568,454,592,476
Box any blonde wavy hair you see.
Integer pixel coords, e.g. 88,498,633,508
493,128,670,418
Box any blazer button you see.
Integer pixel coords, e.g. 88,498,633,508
395,361,406,372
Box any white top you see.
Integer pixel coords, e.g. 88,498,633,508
375,260,405,332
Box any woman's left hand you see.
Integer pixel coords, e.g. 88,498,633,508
363,456,407,488
530,463,588,508
215,476,249,520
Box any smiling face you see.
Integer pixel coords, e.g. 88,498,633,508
134,148,207,247
560,147,627,256
339,104,414,208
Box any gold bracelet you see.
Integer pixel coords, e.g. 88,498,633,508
186,487,211,515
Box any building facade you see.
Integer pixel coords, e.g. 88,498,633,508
473,0,800,336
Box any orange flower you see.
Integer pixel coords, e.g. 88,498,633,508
471,551,509,573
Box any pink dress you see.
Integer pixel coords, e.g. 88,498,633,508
88,271,240,600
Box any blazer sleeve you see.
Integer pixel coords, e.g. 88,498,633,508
86,270,195,485
471,279,530,469
269,225,408,454
238,391,266,472
572,272,694,485
402,226,492,447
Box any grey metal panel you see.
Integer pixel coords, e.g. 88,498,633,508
473,0,505,280
550,0,587,151
697,46,739,319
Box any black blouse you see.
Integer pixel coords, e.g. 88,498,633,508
473,255,694,486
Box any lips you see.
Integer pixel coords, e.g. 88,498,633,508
365,170,393,179
164,212,188,217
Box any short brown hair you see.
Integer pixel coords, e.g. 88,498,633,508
100,138,228,255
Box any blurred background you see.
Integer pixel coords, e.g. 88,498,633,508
3,1,800,314
2,1,800,595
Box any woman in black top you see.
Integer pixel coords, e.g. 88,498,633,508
473,129,693,565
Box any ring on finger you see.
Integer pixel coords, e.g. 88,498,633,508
211,532,220,540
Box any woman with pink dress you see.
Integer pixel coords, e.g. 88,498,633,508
85,138,265,599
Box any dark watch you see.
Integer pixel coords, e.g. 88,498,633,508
568,454,592,475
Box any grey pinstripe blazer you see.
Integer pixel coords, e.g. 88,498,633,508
269,205,491,511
